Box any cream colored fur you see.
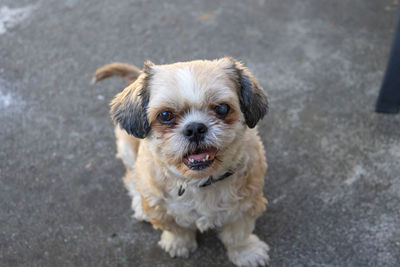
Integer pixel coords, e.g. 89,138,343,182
97,58,270,266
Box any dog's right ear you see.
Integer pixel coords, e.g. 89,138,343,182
110,61,154,138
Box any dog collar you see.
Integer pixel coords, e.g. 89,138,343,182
178,170,235,196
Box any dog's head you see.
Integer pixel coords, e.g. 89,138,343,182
111,57,268,178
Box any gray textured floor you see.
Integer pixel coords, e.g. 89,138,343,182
1,0,400,266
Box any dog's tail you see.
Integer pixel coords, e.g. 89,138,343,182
92,63,141,85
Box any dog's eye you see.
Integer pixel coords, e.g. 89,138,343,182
157,111,175,124
215,104,230,118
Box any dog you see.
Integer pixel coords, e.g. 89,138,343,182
93,57,270,266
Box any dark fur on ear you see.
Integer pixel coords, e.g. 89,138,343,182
110,61,154,138
227,59,269,128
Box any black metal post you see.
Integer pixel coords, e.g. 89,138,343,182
376,6,400,114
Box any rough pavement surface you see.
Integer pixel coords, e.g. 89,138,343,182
1,0,400,266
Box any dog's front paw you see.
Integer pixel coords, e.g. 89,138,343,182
227,234,270,267
158,230,197,258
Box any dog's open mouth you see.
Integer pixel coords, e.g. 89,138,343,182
183,147,218,171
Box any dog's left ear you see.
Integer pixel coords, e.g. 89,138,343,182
224,58,269,128
110,61,154,138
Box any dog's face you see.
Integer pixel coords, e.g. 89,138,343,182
111,58,268,178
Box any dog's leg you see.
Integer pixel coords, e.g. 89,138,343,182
139,196,198,258
218,216,270,267
115,126,147,221
158,229,197,258
123,174,148,222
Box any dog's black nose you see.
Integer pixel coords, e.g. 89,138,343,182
183,122,208,142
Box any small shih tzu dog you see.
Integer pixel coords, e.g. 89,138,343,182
93,57,270,266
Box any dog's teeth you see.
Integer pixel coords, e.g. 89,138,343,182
189,158,194,163
205,154,209,160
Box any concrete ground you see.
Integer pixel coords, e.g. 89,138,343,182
1,0,399,266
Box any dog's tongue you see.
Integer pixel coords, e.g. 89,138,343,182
187,148,217,161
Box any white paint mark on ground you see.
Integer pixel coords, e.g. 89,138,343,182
0,77,24,113
0,78,14,109
0,5,35,35
0,91,12,108
345,164,366,185
272,194,286,204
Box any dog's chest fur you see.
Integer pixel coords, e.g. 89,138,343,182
164,177,246,232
